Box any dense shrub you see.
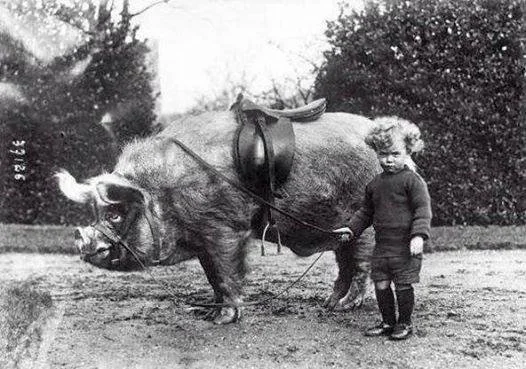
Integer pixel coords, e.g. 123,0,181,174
315,0,524,225
0,1,156,224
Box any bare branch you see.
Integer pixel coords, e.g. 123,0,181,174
130,0,172,17
269,40,322,73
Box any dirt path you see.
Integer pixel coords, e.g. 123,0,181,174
2,249,525,369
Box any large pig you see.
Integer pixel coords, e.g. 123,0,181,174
56,109,380,324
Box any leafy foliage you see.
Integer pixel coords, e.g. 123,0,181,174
315,0,525,225
0,0,157,224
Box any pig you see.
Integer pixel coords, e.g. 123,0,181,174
56,109,380,324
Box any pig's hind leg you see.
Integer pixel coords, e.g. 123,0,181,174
324,228,373,311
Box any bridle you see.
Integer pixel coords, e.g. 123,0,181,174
87,199,163,268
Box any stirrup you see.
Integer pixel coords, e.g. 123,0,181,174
260,222,283,256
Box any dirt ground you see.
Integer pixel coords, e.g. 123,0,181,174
2,247,525,369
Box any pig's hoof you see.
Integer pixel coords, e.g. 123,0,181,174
323,293,343,310
334,294,364,311
213,306,241,325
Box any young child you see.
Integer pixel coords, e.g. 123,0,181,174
334,117,432,340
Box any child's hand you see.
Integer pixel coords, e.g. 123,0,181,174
333,227,354,242
410,236,424,255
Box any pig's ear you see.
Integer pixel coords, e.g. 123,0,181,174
96,182,144,206
54,170,93,203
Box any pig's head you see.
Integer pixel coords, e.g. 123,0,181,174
55,170,161,270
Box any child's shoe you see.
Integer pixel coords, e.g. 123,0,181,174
364,322,395,336
389,323,413,340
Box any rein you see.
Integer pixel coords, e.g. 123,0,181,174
91,136,342,309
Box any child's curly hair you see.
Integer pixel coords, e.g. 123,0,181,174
365,117,424,154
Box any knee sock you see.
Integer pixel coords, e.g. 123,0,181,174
396,285,414,325
375,287,396,325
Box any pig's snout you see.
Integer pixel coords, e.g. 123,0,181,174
74,227,95,255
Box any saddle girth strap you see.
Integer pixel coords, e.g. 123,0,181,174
253,113,279,233
232,100,284,236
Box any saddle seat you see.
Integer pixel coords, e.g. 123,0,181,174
231,95,326,190
237,97,327,123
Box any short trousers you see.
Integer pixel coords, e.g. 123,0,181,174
371,254,422,284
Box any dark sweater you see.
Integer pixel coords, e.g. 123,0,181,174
349,168,432,257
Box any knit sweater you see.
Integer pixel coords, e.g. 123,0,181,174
349,168,432,257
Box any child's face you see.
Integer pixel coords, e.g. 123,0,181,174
376,137,409,173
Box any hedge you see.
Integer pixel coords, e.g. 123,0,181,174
315,0,524,225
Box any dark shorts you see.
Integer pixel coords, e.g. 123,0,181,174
371,255,422,284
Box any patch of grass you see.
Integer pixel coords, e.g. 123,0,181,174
0,280,53,367
0,223,524,255
0,223,77,254
427,225,526,253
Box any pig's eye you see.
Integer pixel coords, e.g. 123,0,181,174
105,212,123,223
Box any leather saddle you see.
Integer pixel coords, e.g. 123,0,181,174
231,94,326,193
230,94,326,254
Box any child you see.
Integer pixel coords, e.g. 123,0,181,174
334,117,432,340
